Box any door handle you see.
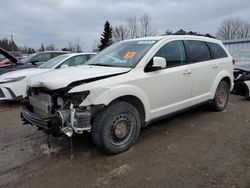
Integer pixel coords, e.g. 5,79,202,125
182,69,192,75
212,64,218,69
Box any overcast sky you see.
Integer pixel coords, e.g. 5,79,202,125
0,0,249,51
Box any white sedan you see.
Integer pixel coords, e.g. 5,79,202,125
0,53,96,101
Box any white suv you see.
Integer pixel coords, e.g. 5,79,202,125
21,35,234,154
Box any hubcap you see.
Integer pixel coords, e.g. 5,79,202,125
114,121,129,139
109,113,136,146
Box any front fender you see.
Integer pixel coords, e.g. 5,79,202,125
79,85,151,121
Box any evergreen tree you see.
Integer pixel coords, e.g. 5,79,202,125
98,21,113,51
0,37,18,51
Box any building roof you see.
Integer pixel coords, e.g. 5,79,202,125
223,38,250,44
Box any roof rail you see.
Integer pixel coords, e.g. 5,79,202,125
172,32,217,39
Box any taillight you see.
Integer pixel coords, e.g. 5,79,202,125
232,59,235,65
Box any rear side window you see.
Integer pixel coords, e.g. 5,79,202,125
155,40,186,67
184,40,211,63
60,55,87,67
207,42,228,59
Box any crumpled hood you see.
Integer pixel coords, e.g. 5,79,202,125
0,68,49,81
234,61,250,70
28,65,131,90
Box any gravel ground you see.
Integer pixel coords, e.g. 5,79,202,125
0,94,250,188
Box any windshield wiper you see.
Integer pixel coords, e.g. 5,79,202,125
88,63,113,67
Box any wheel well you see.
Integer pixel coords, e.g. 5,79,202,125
221,77,231,89
111,95,145,126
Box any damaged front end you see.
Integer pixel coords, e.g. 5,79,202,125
21,87,103,137
232,68,250,98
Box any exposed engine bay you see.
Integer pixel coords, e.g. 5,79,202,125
21,87,104,137
232,68,250,99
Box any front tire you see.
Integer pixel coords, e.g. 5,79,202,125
92,101,141,155
211,80,229,111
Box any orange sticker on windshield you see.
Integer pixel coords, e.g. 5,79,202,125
123,52,136,59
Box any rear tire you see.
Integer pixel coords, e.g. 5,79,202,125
92,101,141,155
211,80,229,111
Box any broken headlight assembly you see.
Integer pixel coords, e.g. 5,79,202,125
56,90,90,109
56,91,91,137
68,91,90,106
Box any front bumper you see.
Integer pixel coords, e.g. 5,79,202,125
232,69,250,98
21,106,61,134
21,104,93,136
232,81,250,98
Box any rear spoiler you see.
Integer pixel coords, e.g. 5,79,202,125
0,48,19,64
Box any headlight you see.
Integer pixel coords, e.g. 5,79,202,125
70,91,90,106
0,76,26,84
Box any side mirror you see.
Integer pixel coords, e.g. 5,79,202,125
61,64,69,68
147,57,166,71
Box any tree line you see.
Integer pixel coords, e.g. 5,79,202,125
97,16,250,51
0,15,249,53
97,14,156,51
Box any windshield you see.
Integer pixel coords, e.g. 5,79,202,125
86,40,157,68
233,51,250,62
20,53,36,64
38,54,70,69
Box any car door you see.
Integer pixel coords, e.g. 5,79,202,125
145,40,192,119
184,40,215,105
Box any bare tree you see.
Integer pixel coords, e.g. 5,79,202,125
92,39,99,52
111,14,157,43
113,24,129,42
165,29,173,35
124,14,156,39
238,21,250,38
68,38,82,52
45,44,55,51
127,16,139,39
217,17,250,40
139,14,156,37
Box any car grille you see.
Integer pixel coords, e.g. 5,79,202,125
0,89,5,98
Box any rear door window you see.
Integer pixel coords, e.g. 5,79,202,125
184,40,211,63
207,42,228,59
33,53,50,62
